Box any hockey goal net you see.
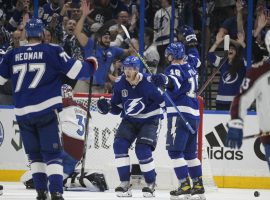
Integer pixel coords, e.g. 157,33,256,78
73,93,217,190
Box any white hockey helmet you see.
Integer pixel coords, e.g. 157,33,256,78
61,84,73,99
265,30,270,54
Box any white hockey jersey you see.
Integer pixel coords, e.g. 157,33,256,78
59,98,91,160
231,59,270,144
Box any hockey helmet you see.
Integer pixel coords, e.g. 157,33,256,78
122,56,140,70
165,42,185,60
61,84,73,99
25,17,45,38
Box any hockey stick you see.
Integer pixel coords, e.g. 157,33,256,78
121,24,195,134
243,132,269,140
197,35,230,96
79,76,93,186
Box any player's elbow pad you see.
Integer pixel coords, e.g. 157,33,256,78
85,56,98,72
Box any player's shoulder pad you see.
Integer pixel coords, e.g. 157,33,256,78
246,59,270,82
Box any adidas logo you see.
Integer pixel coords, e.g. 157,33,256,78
26,47,32,51
205,123,243,160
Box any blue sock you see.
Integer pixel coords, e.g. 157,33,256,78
135,143,156,184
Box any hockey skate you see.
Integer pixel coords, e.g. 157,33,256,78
115,181,132,197
36,190,50,200
142,182,155,197
170,177,191,200
190,177,206,200
51,192,64,200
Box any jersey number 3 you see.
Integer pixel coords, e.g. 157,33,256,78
13,63,46,92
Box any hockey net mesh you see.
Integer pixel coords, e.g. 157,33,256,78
73,93,217,190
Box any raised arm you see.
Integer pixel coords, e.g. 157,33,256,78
74,0,93,47
209,32,224,52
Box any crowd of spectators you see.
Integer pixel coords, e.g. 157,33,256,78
0,0,269,110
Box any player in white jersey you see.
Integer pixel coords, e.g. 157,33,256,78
0,18,97,200
21,84,108,192
226,30,270,171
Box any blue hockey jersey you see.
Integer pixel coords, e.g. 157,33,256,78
110,74,165,122
84,38,124,86
0,43,96,121
39,3,61,26
164,62,200,120
207,52,246,104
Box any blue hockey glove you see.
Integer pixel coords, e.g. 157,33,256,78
151,73,169,88
225,119,244,149
178,25,198,47
97,97,111,114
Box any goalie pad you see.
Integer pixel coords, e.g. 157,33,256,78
21,169,108,192
64,170,108,192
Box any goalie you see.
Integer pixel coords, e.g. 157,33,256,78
21,84,108,192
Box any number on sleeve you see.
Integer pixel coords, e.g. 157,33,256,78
240,77,251,93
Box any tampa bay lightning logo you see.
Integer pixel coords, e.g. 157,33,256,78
124,98,145,116
106,51,112,58
222,71,239,84
0,121,4,147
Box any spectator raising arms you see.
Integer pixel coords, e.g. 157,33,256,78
208,32,246,110
74,0,130,93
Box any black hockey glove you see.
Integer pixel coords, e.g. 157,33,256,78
97,97,111,114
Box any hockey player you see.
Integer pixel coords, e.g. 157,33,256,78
0,18,98,200
21,84,108,192
151,42,206,200
96,56,165,198
226,30,270,171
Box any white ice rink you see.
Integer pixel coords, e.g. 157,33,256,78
0,182,269,200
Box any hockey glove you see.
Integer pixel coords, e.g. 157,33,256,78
225,119,244,149
151,73,169,88
97,97,111,114
86,56,98,71
178,25,198,47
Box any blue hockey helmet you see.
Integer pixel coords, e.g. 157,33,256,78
25,17,45,38
122,56,140,70
165,42,185,60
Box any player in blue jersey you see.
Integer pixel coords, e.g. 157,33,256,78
151,42,206,200
97,56,165,198
21,84,108,192
0,18,98,200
